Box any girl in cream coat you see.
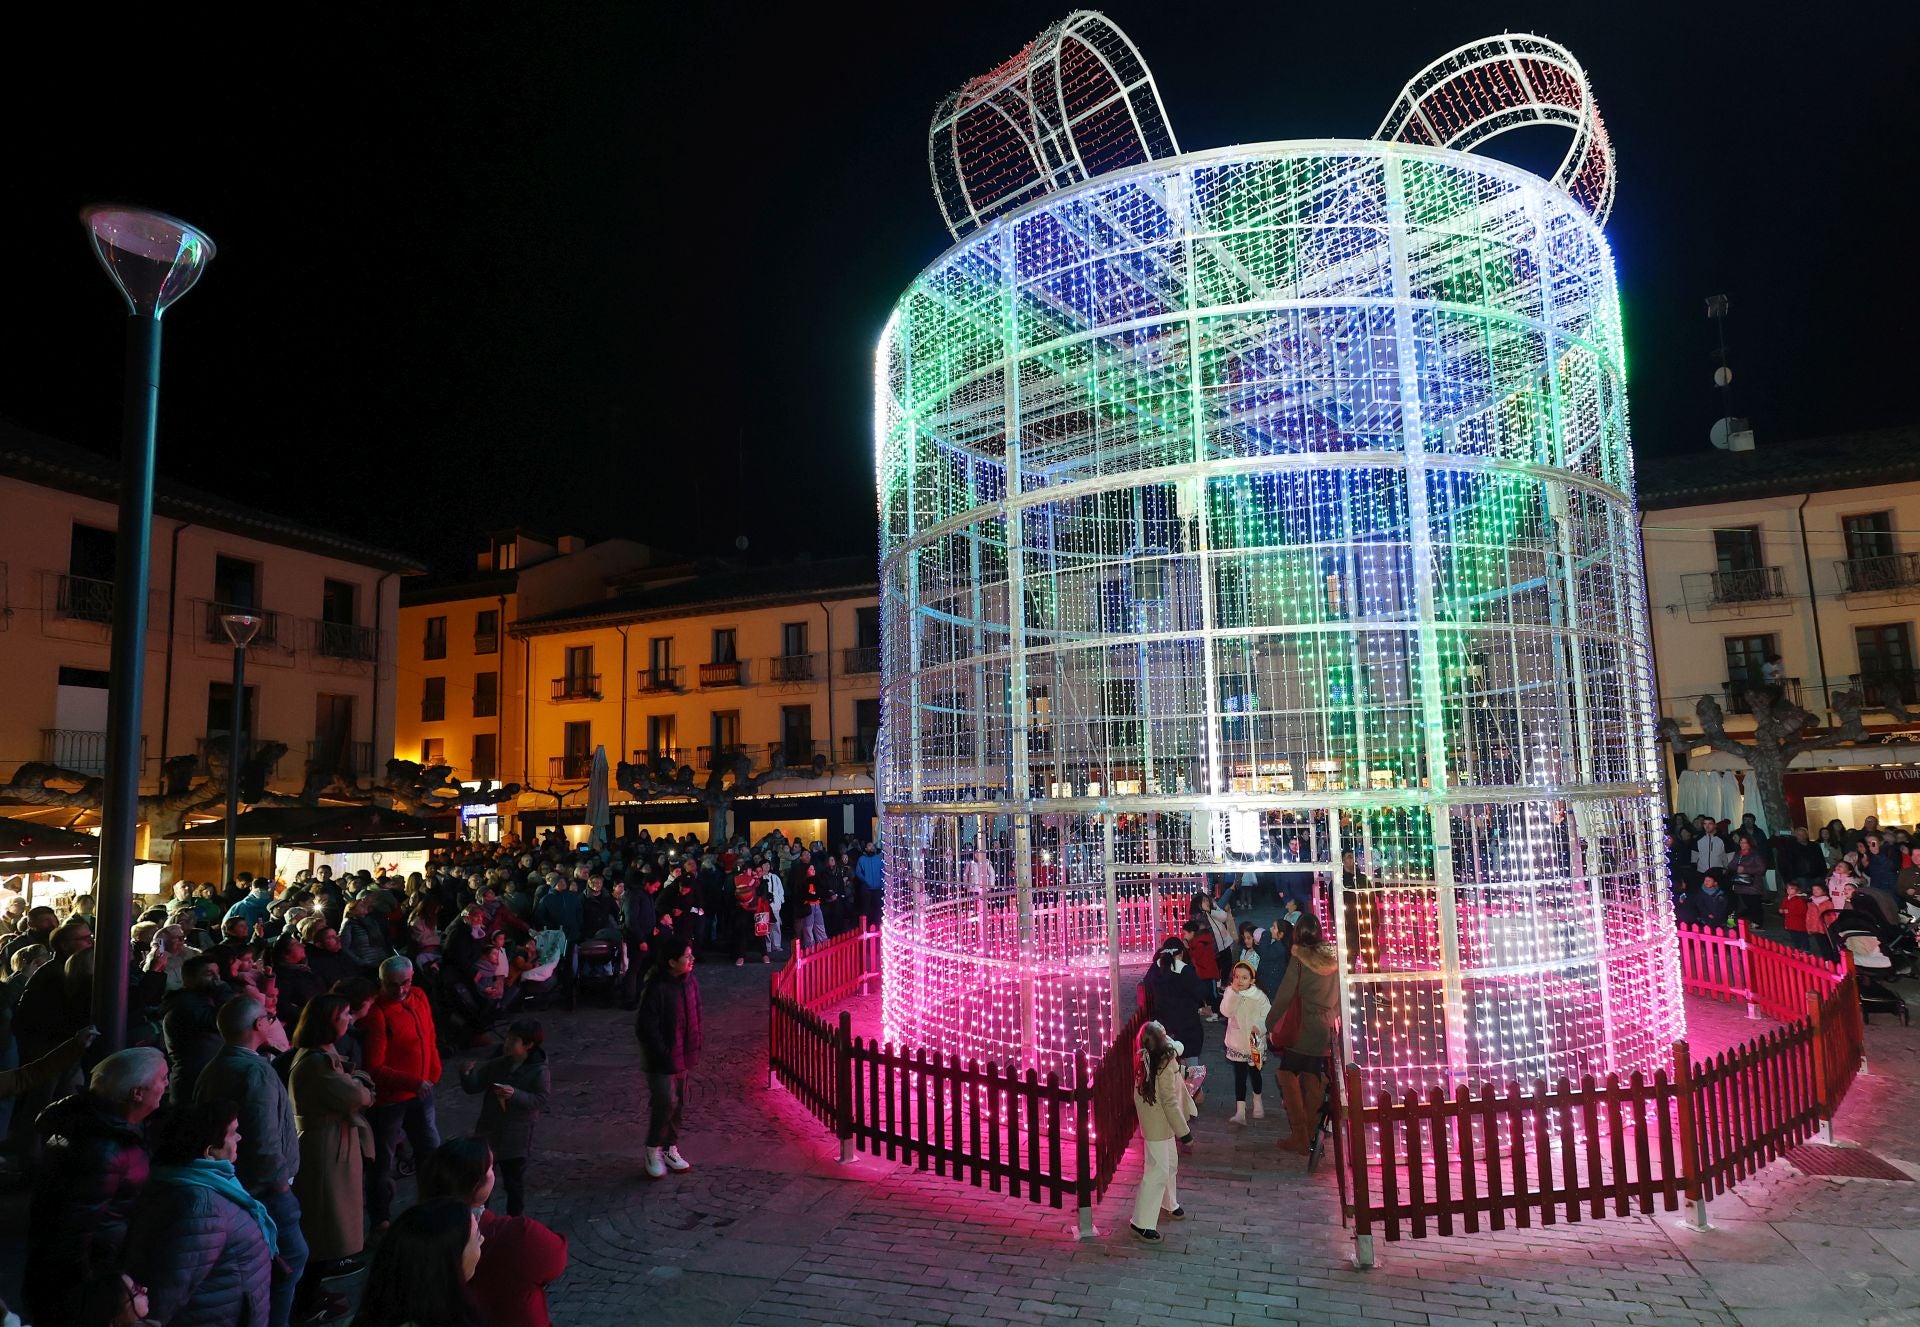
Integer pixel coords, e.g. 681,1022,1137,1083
1129,1021,1195,1241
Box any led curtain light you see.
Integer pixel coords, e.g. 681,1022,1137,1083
877,19,1680,1101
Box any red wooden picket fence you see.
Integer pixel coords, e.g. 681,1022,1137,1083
768,923,1147,1233
1343,925,1867,1267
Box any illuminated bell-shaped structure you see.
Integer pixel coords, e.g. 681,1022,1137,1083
875,20,1681,1102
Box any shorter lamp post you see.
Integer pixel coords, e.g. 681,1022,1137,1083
219,613,261,888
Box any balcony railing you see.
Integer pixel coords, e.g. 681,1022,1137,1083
551,674,601,702
635,746,687,769
699,660,746,688
769,653,816,683
474,632,499,655
56,573,115,623
309,739,376,780
1721,676,1800,716
1838,552,1920,595
841,733,878,763
1854,669,1920,707
203,602,281,647
778,738,818,767
697,743,749,770
638,666,683,693
314,620,379,661
423,633,447,660
843,644,882,675
42,728,118,775
1707,566,1786,604
549,754,594,781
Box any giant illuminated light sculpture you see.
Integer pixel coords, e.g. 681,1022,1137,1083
876,18,1681,1103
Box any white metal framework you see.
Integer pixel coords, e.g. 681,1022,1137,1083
929,10,1179,241
881,26,1676,1102
1375,33,1617,227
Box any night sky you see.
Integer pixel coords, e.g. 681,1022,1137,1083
3,3,1914,572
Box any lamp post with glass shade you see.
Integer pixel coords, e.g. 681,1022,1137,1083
81,205,215,1050
218,614,261,891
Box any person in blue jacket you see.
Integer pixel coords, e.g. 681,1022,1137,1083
221,877,273,935
854,843,885,929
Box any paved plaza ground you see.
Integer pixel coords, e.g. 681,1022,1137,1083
5,961,1920,1327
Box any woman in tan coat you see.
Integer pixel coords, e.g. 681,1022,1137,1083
1263,910,1340,1154
1128,1021,1193,1241
288,994,375,1274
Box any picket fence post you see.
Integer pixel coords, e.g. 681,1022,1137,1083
1736,921,1758,1020
836,1009,858,1164
1671,1040,1711,1232
1073,1048,1096,1240
1345,1065,1375,1269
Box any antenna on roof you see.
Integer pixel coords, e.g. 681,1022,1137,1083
1705,294,1754,451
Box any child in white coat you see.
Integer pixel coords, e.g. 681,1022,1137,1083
1219,961,1271,1124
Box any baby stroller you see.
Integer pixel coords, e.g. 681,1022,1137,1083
1828,910,1912,1025
573,932,628,1006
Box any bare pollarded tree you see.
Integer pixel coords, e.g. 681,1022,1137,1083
1658,683,1915,831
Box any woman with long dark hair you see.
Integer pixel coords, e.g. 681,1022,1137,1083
349,1198,482,1327
1128,1021,1191,1241
418,1136,568,1327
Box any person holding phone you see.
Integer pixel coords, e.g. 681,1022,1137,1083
460,1019,550,1217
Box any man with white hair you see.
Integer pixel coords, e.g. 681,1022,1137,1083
24,1046,166,1324
362,954,444,1229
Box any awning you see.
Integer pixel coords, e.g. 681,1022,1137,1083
0,815,99,870
173,806,443,854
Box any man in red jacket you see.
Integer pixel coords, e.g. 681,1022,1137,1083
362,954,443,1226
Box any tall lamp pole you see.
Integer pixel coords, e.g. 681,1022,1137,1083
81,206,215,1050
219,614,262,888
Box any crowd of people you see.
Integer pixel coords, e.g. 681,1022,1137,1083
0,824,870,1326
1666,809,1920,952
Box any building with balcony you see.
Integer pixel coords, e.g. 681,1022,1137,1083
1640,425,1920,826
397,544,882,845
394,530,656,835
0,416,421,856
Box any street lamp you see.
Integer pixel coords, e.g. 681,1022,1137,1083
82,204,215,1051
219,613,261,891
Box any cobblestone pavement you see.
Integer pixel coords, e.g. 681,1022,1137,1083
4,960,1918,1327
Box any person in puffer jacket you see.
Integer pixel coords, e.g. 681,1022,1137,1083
24,1047,168,1325
339,895,390,973
633,936,701,1181
125,1099,274,1327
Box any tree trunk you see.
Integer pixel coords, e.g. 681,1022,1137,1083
1742,744,1795,836
708,800,730,846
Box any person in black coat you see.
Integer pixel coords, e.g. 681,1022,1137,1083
269,932,325,1032
1140,944,1207,1062
1696,877,1733,928
301,917,361,992
124,1099,274,1327
459,1019,551,1216
162,955,227,1106
620,877,663,1009
634,937,702,1180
